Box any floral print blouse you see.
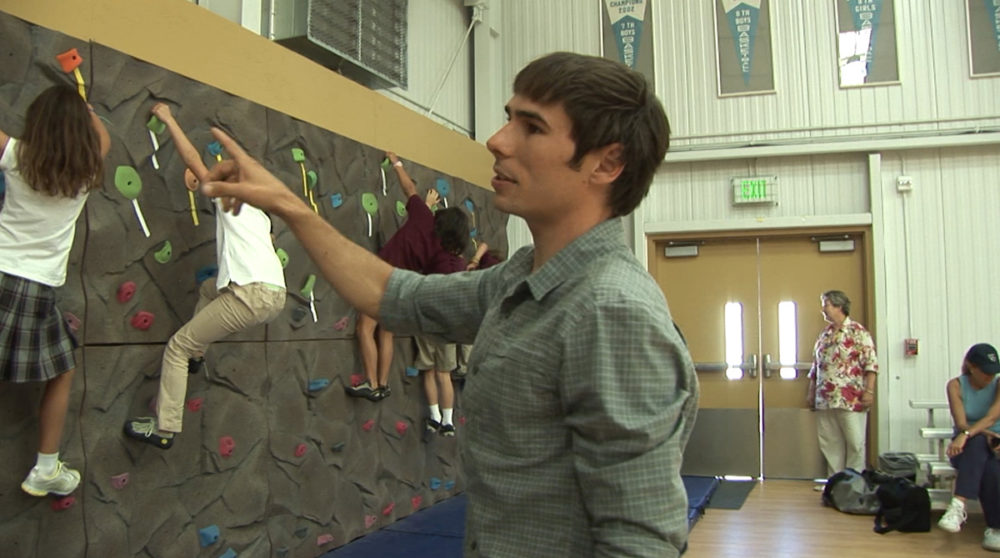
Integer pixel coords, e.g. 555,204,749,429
808,317,879,411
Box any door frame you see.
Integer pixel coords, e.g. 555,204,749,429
646,225,879,470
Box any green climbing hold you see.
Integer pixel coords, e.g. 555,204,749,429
146,115,166,135
114,166,142,200
361,193,378,215
396,200,407,217
291,148,305,163
275,248,289,269
153,241,172,264
300,274,316,298
306,170,317,188
380,157,391,170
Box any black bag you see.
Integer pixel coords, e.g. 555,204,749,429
878,452,919,482
872,477,931,534
822,468,883,515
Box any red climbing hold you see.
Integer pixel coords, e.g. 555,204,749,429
316,534,334,546
130,311,155,331
111,473,129,489
186,397,203,412
51,496,75,511
395,421,408,436
56,48,82,72
295,443,308,457
382,502,395,516
63,312,81,333
219,436,235,457
117,281,136,303
333,316,350,330
350,373,364,387
411,495,423,510
364,514,377,528
362,419,375,432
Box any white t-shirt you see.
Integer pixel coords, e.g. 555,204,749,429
214,198,286,291
0,138,89,287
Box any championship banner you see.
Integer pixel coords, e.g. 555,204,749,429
715,0,774,96
836,0,899,87
602,0,655,86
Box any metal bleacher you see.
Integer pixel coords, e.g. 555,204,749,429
909,400,957,510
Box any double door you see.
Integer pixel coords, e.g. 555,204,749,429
650,231,870,479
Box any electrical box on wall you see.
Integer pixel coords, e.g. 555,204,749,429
904,338,919,356
896,176,913,192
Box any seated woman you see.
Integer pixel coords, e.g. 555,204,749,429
939,343,1000,552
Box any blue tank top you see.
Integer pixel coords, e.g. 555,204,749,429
959,375,1000,435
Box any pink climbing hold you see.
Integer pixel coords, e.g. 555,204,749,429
333,316,350,330
111,473,129,489
295,443,308,457
316,534,334,546
381,502,395,516
117,281,136,303
395,421,408,436
459,416,467,425
186,397,203,412
411,495,422,510
219,436,235,457
51,496,75,511
130,311,155,331
361,419,375,432
63,312,81,333
364,514,377,528
350,373,364,387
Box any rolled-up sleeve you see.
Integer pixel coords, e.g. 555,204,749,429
379,266,497,344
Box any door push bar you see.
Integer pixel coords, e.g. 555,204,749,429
693,354,759,378
762,354,812,379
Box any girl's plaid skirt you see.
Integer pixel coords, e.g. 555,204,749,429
0,271,77,383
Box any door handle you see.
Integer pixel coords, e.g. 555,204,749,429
762,354,812,379
694,354,758,378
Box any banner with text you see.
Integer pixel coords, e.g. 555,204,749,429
835,0,899,87
715,0,775,96
968,0,1000,76
602,0,655,86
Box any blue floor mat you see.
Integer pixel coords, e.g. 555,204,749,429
683,475,721,528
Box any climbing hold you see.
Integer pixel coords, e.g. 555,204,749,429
114,166,142,200
404,366,418,377
435,178,450,198
153,241,172,264
130,311,155,331
196,265,218,284
198,525,220,547
55,48,82,72
361,192,378,215
429,477,442,491
275,248,289,269
395,421,407,436
291,306,308,322
219,548,237,558
444,479,455,490
330,193,343,208
364,515,377,528
380,157,391,170
51,496,75,511
291,148,305,163
361,419,375,432
464,198,475,213
63,312,81,333
116,281,137,303
459,416,467,425
470,227,478,238
316,534,334,546
207,141,223,157
300,274,316,298
186,397,203,412
110,472,129,489
381,502,395,516
306,170,318,188
276,547,289,558
219,436,235,457
330,441,346,453
308,378,330,392
395,200,407,217
294,443,308,458
411,495,422,510
333,316,350,331
146,115,166,135
294,526,309,539
350,374,364,387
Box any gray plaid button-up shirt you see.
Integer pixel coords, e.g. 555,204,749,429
381,218,698,557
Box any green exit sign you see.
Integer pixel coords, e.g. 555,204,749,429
731,176,778,205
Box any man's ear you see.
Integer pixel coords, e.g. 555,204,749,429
592,143,625,185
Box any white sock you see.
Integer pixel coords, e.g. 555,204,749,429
429,404,441,423
442,408,453,426
36,452,59,476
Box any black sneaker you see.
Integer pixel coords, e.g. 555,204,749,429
188,357,205,375
422,419,441,443
124,416,174,449
440,423,456,437
345,381,376,398
367,385,391,402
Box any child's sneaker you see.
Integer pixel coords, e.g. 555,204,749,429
440,423,456,437
188,357,205,375
984,528,1000,552
21,461,81,497
123,416,174,449
938,498,967,533
345,381,375,398
422,419,441,443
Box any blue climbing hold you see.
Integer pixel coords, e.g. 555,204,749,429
198,524,220,547
444,479,456,490
308,378,330,392
404,366,418,377
435,178,450,198
207,141,223,157
219,548,237,558
464,198,474,213
196,264,219,284
429,477,442,491
469,227,477,238
330,193,343,208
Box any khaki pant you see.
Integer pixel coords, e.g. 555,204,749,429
157,281,285,432
816,408,868,476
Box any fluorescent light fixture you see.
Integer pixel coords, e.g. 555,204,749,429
725,302,744,380
818,239,855,252
665,245,699,258
778,301,797,380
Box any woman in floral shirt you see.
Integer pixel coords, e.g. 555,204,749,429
807,290,879,476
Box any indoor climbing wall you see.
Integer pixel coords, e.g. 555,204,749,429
0,10,507,558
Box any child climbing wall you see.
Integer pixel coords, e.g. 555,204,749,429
0,84,110,496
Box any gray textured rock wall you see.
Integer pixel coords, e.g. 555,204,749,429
0,11,505,558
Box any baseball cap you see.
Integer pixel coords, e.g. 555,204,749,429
966,343,1000,375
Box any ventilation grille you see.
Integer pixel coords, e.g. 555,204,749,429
305,0,408,89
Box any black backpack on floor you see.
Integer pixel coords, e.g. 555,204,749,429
872,476,931,534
